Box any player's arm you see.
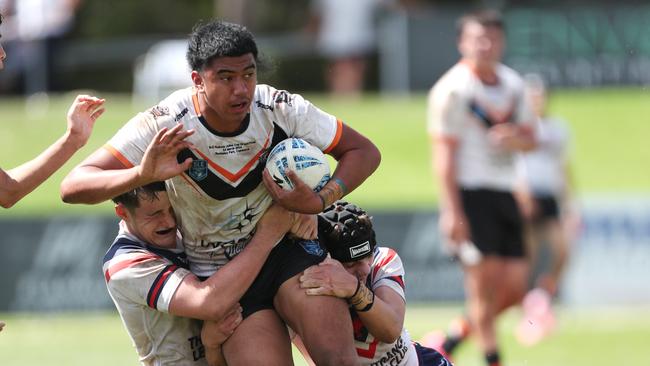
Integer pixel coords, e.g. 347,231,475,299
0,95,105,208
300,258,405,343
201,305,243,366
168,204,295,321
434,134,470,244
60,124,194,204
487,122,536,152
263,123,380,214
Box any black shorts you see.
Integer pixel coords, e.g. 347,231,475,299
239,236,327,318
414,342,454,365
532,194,560,222
461,188,525,258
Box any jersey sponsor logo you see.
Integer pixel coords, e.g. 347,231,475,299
369,337,408,366
273,90,293,106
174,107,189,122
255,100,274,111
149,105,170,119
189,160,208,181
350,241,371,258
298,240,324,257
188,335,206,361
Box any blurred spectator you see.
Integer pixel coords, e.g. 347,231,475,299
513,73,581,346
0,0,82,94
307,0,402,98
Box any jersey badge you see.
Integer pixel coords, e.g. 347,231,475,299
298,240,324,257
189,159,208,181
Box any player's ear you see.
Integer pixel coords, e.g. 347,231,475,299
115,204,128,220
191,70,204,91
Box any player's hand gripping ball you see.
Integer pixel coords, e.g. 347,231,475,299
265,138,331,192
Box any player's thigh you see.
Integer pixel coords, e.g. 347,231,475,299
273,272,356,362
222,309,293,366
495,257,529,308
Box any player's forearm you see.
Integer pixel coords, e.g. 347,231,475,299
60,165,147,204
435,143,463,214
1,133,81,208
326,139,380,205
201,207,293,317
353,287,404,343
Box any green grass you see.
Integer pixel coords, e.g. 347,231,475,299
2,305,649,365
1,88,649,216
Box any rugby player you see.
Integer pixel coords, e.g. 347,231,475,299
60,19,380,365
426,9,536,366
105,181,298,365
296,201,453,366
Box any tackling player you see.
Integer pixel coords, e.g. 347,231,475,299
295,201,453,366
60,19,380,365
106,180,297,365
426,9,536,366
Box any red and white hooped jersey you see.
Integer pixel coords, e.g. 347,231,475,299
102,222,207,366
352,246,418,366
106,85,342,276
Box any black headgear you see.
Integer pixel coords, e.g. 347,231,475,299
318,201,376,263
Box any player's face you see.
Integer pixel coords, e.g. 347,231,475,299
126,192,178,249
192,53,257,128
342,255,374,283
458,22,504,66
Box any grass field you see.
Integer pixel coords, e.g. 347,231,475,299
1,305,649,365
0,88,649,216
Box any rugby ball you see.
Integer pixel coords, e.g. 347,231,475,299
265,138,331,192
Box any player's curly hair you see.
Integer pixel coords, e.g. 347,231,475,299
187,20,258,71
112,181,167,211
318,201,377,263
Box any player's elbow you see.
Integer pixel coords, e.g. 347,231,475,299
0,197,17,209
375,326,402,344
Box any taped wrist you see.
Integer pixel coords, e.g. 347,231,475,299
347,280,375,312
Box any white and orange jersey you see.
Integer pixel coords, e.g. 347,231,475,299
106,84,342,276
352,246,419,366
427,62,535,191
102,222,207,366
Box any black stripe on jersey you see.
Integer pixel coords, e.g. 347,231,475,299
176,123,289,200
145,244,190,269
147,264,178,309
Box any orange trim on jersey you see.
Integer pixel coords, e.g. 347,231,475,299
103,144,135,168
179,173,202,194
192,88,202,116
323,119,343,154
104,253,159,282
192,130,272,183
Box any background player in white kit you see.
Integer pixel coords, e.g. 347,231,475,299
425,10,536,366
61,20,380,365
294,201,453,366
105,180,299,365
513,74,580,345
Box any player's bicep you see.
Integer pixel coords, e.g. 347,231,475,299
327,123,377,161
375,286,406,326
